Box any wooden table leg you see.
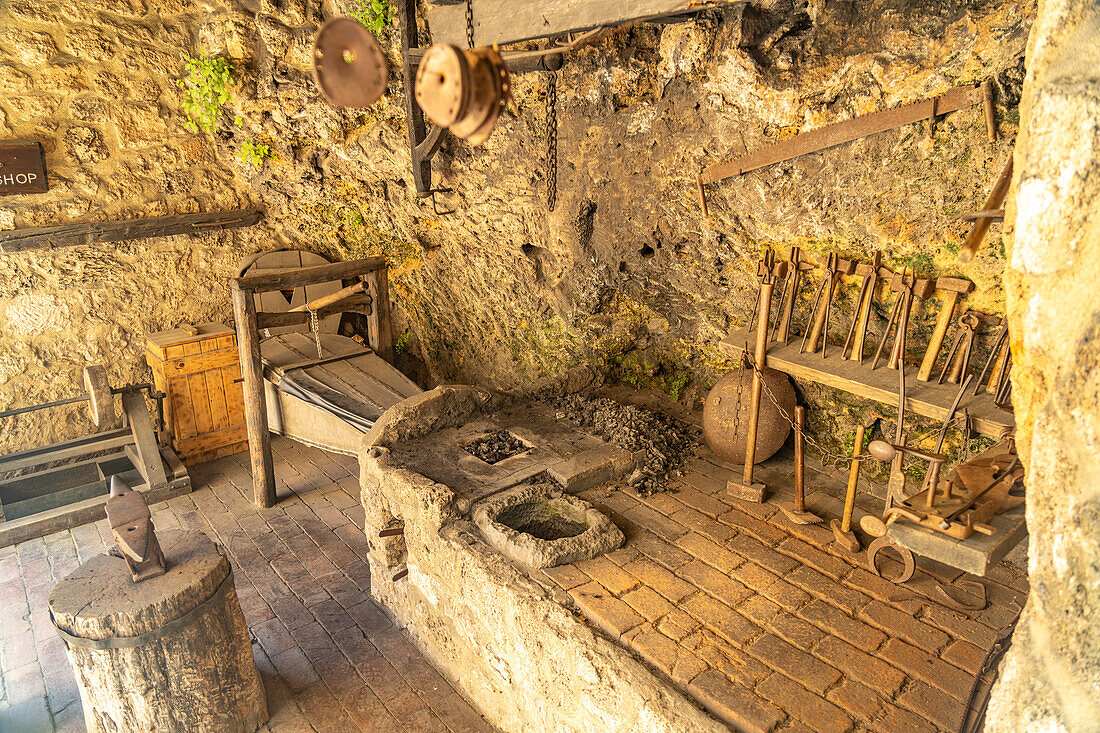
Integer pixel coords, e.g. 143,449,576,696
230,283,275,508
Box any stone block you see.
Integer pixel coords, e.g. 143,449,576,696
547,444,635,493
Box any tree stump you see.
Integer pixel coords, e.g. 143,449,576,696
49,530,268,733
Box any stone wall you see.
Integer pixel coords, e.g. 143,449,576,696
2,0,1034,461
358,385,727,732
0,0,273,452
985,0,1100,728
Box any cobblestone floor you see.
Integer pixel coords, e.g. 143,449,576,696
0,436,494,733
546,443,1029,733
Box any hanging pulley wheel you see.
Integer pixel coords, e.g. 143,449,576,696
83,364,118,428
312,18,388,108
414,44,511,146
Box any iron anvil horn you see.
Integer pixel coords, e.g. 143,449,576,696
106,475,167,582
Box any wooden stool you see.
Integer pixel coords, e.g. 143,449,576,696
49,530,267,733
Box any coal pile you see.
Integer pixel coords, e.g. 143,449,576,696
553,395,698,495
464,430,530,464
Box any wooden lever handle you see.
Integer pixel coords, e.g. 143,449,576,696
290,280,367,313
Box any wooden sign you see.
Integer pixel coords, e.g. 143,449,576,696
0,141,48,196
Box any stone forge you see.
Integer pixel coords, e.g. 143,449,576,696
359,385,724,731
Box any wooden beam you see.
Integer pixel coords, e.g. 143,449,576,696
426,0,741,47
230,281,276,508
718,327,1013,439
399,0,433,196
366,267,394,362
0,209,263,254
233,257,387,294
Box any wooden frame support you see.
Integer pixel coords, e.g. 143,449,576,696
397,0,434,196
230,256,391,508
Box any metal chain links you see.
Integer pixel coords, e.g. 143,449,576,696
545,71,558,212
309,307,323,359
465,0,475,49
744,355,966,489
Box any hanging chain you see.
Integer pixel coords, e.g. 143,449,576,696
465,0,475,49
309,307,323,359
545,70,558,212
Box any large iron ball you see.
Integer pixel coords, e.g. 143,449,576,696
703,367,796,465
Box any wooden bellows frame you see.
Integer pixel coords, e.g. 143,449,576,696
230,256,393,507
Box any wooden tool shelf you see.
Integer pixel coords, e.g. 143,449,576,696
718,327,1014,439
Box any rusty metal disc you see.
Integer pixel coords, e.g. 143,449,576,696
449,50,497,140
313,18,388,108
83,364,116,428
415,44,471,127
702,367,795,465
867,535,916,583
464,47,511,145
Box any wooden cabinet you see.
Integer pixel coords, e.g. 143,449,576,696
145,323,247,465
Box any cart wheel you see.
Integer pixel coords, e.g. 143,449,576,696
867,536,915,583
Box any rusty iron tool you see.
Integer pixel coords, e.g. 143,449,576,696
935,579,988,612
938,311,981,384
959,158,1013,264
773,247,815,344
867,535,916,584
832,424,865,552
939,455,1021,529
774,248,818,343
982,80,997,142
699,83,990,193
993,350,1013,408
871,270,933,371
747,250,777,334
917,276,975,381
800,253,854,356
313,19,389,108
988,336,1012,396
869,439,949,509
779,406,823,525
842,253,891,364
106,475,166,583
973,319,1009,395
727,256,786,503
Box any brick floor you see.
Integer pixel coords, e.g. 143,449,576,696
554,442,1030,733
0,437,494,733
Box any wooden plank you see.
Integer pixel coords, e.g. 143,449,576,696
121,393,168,491
222,364,246,427
187,372,214,435
166,375,197,441
718,327,1013,438
231,280,276,508
145,322,234,354
158,346,239,377
367,267,394,363
234,257,386,294
701,84,985,185
0,141,49,195
205,368,231,431
426,0,740,47
255,294,374,330
0,209,262,254
0,430,133,475
174,425,248,459
888,506,1026,576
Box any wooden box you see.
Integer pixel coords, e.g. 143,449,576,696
145,323,247,465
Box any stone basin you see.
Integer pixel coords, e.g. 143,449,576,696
473,483,624,571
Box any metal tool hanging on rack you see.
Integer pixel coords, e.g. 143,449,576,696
938,311,981,384
773,247,814,344
800,253,854,357
842,253,891,364
870,270,933,371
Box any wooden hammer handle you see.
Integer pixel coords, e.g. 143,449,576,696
842,424,865,533
917,291,960,381
290,280,367,313
959,158,1013,264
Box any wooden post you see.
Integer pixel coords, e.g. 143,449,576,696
793,406,805,511
397,0,433,196
727,279,773,502
367,266,394,363
230,281,275,508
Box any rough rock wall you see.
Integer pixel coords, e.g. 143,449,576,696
0,0,277,452
1,0,1034,458
985,0,1100,729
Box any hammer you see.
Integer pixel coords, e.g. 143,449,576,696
831,424,865,552
916,276,975,381
778,406,823,525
